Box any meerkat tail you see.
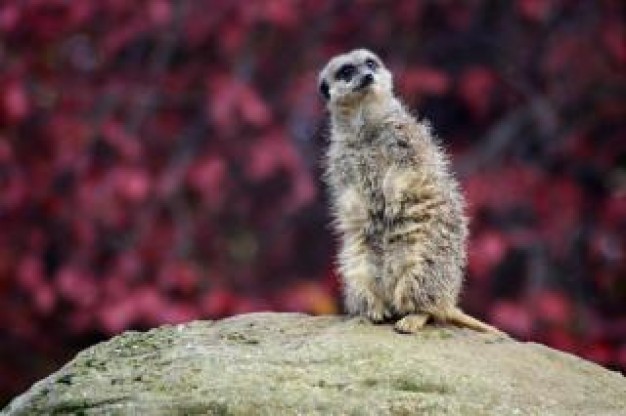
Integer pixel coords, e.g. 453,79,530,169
441,307,505,335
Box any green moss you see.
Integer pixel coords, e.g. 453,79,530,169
483,335,509,344
416,327,455,340
435,329,455,339
220,332,260,345
205,401,231,416
56,374,74,386
83,358,108,371
314,380,348,391
393,377,450,394
362,378,379,387
101,328,181,359
49,396,128,415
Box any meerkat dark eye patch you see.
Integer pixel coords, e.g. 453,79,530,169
335,64,356,82
319,80,330,100
365,58,378,70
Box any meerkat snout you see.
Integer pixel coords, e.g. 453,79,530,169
356,73,374,90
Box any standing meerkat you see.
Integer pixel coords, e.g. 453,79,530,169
319,49,502,334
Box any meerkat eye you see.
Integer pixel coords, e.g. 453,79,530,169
335,64,356,82
365,58,378,70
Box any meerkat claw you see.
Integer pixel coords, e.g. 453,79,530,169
366,303,392,323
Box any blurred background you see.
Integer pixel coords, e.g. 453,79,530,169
0,0,624,405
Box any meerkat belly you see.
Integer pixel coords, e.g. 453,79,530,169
350,148,389,255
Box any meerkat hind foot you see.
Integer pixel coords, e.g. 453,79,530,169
394,313,430,334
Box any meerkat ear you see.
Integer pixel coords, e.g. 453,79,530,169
319,80,330,101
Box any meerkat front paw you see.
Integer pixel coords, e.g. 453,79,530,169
392,278,416,315
344,283,391,323
382,167,410,219
365,300,392,323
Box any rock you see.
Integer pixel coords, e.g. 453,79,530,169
2,312,625,415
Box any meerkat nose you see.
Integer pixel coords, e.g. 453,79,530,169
358,73,374,90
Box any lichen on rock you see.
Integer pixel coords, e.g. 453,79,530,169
2,312,625,415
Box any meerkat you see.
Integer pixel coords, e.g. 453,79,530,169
318,49,502,334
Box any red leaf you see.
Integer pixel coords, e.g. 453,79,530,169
399,67,450,97
101,120,142,160
148,0,171,26
34,284,56,316
458,66,496,120
490,300,534,337
603,21,626,65
55,266,98,308
201,288,236,318
17,256,44,291
245,130,290,181
263,0,299,29
0,135,12,162
468,231,508,281
239,86,272,127
133,286,166,323
2,81,30,123
582,342,613,366
516,0,555,22
207,74,272,131
156,302,198,325
533,290,572,326
158,261,200,295
98,298,136,334
544,328,578,353
113,166,151,203
186,156,228,210
0,5,20,32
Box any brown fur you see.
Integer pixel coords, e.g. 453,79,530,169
319,49,502,335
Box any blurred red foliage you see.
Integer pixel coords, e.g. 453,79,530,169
0,0,625,404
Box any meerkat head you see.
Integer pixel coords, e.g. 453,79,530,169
318,49,393,110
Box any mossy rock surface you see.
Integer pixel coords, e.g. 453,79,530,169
3,312,625,415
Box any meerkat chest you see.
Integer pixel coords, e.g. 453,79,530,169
330,140,395,212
